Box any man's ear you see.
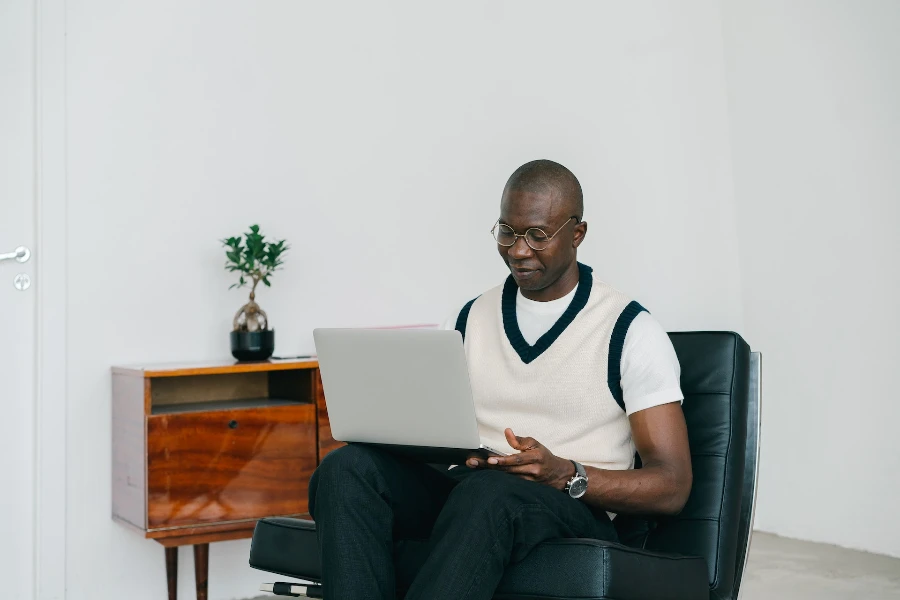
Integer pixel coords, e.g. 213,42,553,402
573,221,587,248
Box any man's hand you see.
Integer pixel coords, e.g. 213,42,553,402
466,428,574,490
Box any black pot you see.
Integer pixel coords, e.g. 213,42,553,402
230,330,275,361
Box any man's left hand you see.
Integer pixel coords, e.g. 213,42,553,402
466,428,574,491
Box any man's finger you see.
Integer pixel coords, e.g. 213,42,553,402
495,464,539,478
486,451,540,467
504,428,540,452
504,428,521,449
519,438,539,450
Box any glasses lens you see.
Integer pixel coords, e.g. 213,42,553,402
525,228,551,250
494,224,517,246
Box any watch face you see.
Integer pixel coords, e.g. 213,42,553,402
569,477,588,498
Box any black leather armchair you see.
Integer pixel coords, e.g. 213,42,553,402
249,332,761,600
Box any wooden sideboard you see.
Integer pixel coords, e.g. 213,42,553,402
111,359,341,600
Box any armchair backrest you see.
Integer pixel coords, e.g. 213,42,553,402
645,332,753,600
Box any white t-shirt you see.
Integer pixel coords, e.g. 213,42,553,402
442,284,683,416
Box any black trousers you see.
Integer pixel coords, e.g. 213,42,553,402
308,444,618,600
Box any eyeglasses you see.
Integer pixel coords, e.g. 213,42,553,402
491,216,579,251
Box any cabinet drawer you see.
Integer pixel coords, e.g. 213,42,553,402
146,403,316,530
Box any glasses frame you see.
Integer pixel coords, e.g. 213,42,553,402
490,215,579,251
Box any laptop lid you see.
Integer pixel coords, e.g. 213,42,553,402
312,328,483,450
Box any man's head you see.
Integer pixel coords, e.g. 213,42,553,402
496,159,587,299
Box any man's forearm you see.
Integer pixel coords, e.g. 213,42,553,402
580,462,691,516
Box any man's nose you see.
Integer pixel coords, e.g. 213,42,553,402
508,236,534,259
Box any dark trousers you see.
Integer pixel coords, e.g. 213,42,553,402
308,444,618,600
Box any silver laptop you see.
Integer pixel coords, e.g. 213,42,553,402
312,328,508,464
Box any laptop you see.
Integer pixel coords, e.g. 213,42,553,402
312,327,508,464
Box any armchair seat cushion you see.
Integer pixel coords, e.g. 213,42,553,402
492,538,708,600
250,517,709,600
250,517,320,582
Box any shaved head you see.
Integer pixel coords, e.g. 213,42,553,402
496,159,587,301
503,159,583,220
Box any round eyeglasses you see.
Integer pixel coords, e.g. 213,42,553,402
491,216,578,251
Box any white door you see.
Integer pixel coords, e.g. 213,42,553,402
0,0,38,598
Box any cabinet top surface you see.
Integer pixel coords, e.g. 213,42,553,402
112,358,319,378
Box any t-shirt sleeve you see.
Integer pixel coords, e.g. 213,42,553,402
620,311,684,416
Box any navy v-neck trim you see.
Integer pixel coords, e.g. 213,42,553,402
502,262,593,364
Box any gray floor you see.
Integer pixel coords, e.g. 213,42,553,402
249,532,900,599
741,532,900,599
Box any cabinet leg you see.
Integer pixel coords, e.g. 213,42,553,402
165,547,178,600
193,543,209,600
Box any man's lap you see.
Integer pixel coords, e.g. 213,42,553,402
313,444,615,544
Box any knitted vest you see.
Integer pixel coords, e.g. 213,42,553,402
456,263,646,470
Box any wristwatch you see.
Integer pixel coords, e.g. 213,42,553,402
563,460,588,499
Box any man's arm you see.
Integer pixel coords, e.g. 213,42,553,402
584,311,692,515
579,402,692,515
471,403,692,516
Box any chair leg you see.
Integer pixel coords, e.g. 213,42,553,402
259,582,324,598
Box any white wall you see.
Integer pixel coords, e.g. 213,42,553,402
722,0,900,557
64,1,743,598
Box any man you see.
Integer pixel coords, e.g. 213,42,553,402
309,160,692,599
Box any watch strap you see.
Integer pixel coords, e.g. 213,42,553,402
573,460,586,478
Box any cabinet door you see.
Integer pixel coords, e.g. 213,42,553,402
146,403,316,529
316,369,344,460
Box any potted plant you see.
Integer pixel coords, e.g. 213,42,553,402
221,225,289,361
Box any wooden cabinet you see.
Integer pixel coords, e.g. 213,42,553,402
112,359,340,600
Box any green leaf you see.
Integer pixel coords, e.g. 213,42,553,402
222,225,287,282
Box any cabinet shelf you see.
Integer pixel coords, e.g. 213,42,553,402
150,397,308,415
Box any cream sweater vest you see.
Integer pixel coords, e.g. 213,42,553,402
456,263,645,471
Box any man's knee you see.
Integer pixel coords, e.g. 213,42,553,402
312,445,386,493
309,445,382,514
318,444,379,475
